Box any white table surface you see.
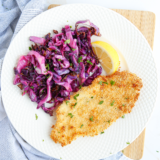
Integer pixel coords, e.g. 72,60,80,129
46,0,160,160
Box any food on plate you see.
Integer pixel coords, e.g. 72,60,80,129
50,71,143,146
13,20,103,116
92,41,119,75
13,18,143,146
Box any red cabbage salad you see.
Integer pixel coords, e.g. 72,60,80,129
13,20,102,116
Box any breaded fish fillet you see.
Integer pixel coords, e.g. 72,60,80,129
51,71,143,147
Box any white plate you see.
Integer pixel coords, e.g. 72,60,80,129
1,4,157,160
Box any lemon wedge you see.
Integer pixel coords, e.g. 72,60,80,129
92,41,119,75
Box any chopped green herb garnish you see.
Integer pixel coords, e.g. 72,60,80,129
42,139,44,142
122,115,125,118
126,142,130,144
68,113,74,118
125,97,129,99
30,86,34,89
108,120,111,124
34,66,37,69
91,96,94,99
79,85,82,89
64,39,70,44
101,131,104,134
73,102,77,108
122,150,124,153
35,114,38,120
74,94,79,100
66,101,69,105
46,64,49,69
60,158,62,159
70,63,72,66
99,81,108,85
80,124,84,128
58,131,60,133
45,75,50,79
122,104,125,106
45,63,50,71
29,47,32,50
87,101,89,102
110,80,115,86
72,48,76,51
89,116,94,122
99,81,103,85
99,101,104,105
58,59,61,61
78,56,82,63
87,60,93,65
156,151,159,153
110,100,115,106
70,26,72,28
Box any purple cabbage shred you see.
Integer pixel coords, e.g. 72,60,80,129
13,20,102,116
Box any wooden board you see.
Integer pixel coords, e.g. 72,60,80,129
48,5,156,160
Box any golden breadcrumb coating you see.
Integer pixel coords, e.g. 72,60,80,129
50,71,143,147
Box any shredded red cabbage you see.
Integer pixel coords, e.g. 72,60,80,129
13,20,102,116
